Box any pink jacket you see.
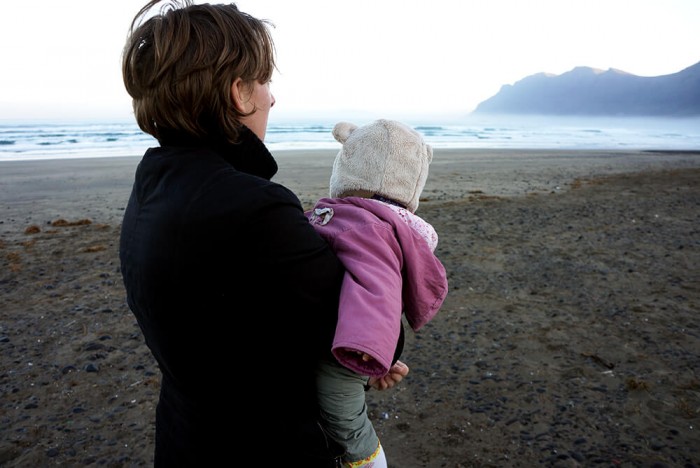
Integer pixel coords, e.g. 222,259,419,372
307,197,448,377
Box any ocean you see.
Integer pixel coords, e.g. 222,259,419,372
1,115,699,162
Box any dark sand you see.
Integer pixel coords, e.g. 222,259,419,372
1,149,699,467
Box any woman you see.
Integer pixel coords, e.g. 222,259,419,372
118,1,406,465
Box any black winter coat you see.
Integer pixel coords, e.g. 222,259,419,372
119,127,345,466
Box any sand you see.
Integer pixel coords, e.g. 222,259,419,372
1,149,700,467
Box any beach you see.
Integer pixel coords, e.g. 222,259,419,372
1,149,700,467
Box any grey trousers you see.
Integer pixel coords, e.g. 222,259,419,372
316,357,380,462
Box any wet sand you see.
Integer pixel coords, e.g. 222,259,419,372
1,149,699,466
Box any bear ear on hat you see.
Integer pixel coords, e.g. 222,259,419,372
332,122,358,144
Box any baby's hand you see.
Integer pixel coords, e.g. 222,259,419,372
367,360,409,391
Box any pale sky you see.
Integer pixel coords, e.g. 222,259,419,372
1,0,698,122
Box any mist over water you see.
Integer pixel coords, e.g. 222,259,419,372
1,115,698,162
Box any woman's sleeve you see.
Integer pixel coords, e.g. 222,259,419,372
243,185,345,353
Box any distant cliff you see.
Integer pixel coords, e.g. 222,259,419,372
473,61,700,116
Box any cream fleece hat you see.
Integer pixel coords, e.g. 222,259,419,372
329,119,433,213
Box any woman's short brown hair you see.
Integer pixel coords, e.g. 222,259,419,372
122,1,276,143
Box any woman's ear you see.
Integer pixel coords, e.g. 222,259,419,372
231,78,249,113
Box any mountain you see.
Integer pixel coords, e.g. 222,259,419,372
472,61,700,116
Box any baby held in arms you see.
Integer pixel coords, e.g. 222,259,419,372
307,119,448,467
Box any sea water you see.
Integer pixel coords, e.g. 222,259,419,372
0,115,698,162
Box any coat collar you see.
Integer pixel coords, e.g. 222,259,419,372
156,125,278,180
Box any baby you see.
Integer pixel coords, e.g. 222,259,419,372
307,119,448,467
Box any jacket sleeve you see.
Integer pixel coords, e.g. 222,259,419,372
244,186,345,356
329,223,404,378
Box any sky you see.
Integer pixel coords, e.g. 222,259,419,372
1,0,698,122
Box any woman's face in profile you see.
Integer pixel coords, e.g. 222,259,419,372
238,80,275,141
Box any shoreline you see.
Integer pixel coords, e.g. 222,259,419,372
2,148,700,234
